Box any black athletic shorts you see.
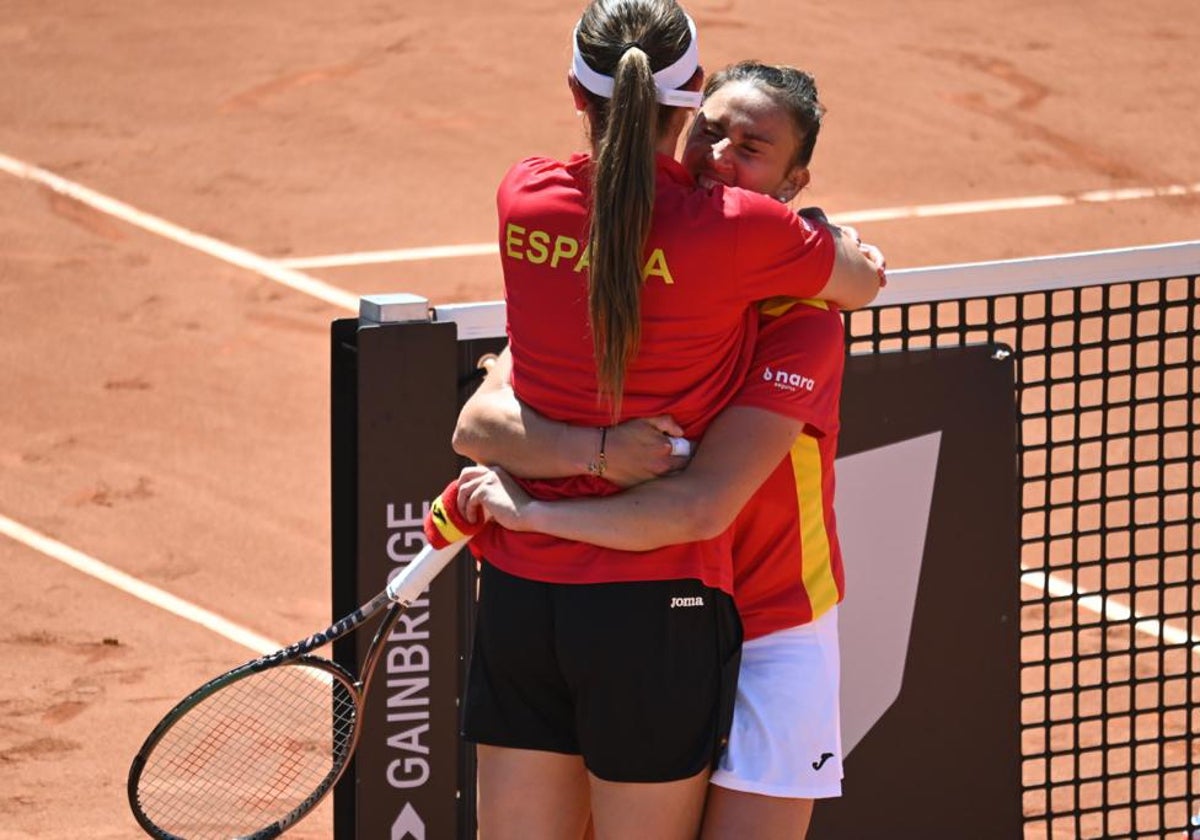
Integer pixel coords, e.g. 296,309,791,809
462,560,742,783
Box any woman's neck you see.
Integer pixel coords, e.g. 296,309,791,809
655,109,688,156
654,133,680,157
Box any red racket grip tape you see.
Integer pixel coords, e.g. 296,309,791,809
424,479,484,548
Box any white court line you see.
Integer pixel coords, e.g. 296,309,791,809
1021,567,1200,657
836,182,1200,224
0,513,282,656
277,181,1200,269
281,242,500,269
0,153,327,659
0,151,358,313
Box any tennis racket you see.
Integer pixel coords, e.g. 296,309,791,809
127,479,480,840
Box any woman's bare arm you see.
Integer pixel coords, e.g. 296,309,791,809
459,405,804,550
810,214,885,311
452,346,688,486
452,347,585,477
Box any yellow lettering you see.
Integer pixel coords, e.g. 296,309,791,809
507,231,673,279
550,236,579,269
642,248,673,284
505,224,526,260
527,230,550,264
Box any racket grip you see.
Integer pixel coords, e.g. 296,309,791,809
387,540,466,605
423,478,485,549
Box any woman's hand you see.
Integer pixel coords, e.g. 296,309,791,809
857,240,887,287
456,465,535,531
799,206,886,288
602,415,693,488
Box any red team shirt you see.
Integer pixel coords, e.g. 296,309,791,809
472,153,836,592
731,298,846,640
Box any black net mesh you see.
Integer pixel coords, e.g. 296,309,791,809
846,272,1200,839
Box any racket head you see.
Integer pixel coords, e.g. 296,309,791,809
128,655,361,840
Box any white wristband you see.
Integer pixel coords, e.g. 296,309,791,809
668,436,692,457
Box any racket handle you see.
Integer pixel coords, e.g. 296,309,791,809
385,478,483,605
423,478,485,548
386,539,467,605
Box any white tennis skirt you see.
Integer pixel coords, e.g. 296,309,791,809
710,607,843,799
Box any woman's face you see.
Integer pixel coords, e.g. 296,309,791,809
681,79,807,200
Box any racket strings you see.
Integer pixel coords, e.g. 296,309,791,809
135,663,358,838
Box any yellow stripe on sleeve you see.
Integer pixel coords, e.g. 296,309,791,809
790,435,839,619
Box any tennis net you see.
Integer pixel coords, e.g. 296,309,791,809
847,240,1200,839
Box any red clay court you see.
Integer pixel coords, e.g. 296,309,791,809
1,1,1198,837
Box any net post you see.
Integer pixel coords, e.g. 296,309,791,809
331,293,476,839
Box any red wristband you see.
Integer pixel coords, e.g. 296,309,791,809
423,478,483,549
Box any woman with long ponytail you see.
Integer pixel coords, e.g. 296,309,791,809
463,2,882,837
580,4,673,415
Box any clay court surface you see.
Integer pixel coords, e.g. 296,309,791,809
1,1,1198,837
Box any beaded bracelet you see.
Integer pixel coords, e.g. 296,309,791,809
586,426,609,477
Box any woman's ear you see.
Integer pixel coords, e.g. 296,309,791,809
568,72,589,112
667,104,692,136
777,166,811,203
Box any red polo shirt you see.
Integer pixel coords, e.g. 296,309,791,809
473,153,837,592
730,298,846,639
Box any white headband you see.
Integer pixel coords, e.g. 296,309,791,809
571,13,702,109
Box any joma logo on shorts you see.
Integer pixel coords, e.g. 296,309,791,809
762,365,815,392
670,596,705,608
